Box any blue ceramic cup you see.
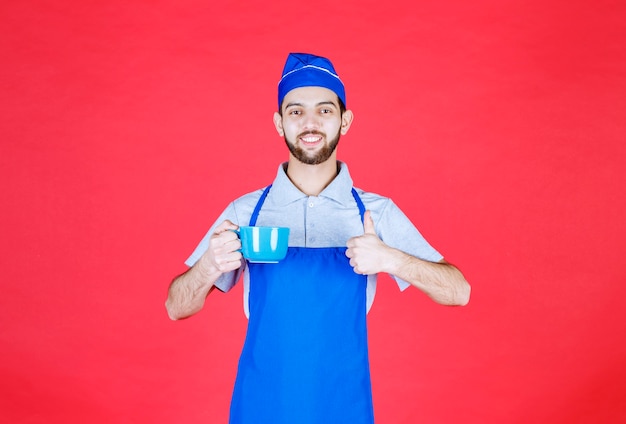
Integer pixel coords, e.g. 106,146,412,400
236,226,290,263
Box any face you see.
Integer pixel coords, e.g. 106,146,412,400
274,86,353,165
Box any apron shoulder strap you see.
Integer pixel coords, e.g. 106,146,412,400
249,184,272,226
351,188,366,224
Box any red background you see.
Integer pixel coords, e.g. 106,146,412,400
2,1,625,423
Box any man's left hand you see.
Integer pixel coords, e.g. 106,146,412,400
346,210,391,275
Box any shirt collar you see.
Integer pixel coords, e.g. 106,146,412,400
270,161,355,206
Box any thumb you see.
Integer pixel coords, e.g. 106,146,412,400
363,210,376,235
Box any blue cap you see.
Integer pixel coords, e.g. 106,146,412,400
277,53,346,110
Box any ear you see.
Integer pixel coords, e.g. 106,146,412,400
340,109,354,135
273,112,284,136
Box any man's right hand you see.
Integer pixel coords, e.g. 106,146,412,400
166,220,244,320
203,220,243,274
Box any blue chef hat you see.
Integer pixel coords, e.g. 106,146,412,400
277,53,346,110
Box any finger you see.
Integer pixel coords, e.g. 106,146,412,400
215,252,243,272
210,231,237,251
363,210,376,235
209,232,241,258
351,262,366,275
215,219,239,234
229,237,242,253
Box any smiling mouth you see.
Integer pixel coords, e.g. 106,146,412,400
299,132,324,145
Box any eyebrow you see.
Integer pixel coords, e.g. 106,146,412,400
285,100,338,109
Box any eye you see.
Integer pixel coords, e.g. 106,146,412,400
320,108,332,114
288,109,302,116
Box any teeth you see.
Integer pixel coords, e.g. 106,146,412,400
302,136,320,143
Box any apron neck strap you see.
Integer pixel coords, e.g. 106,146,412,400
249,184,366,226
249,185,272,226
351,188,366,224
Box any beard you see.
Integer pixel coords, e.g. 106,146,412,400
284,130,341,165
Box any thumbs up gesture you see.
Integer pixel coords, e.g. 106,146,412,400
346,210,390,275
363,209,377,236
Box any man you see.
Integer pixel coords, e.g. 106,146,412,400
166,52,470,424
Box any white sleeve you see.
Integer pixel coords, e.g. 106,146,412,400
183,202,243,293
377,199,444,291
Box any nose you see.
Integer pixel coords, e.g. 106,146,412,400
301,112,320,131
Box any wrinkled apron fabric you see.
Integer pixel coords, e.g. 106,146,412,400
229,186,374,424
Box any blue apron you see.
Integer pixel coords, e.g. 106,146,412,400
229,185,374,424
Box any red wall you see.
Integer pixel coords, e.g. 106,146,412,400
2,1,625,422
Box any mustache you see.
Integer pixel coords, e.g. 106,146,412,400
297,131,325,138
